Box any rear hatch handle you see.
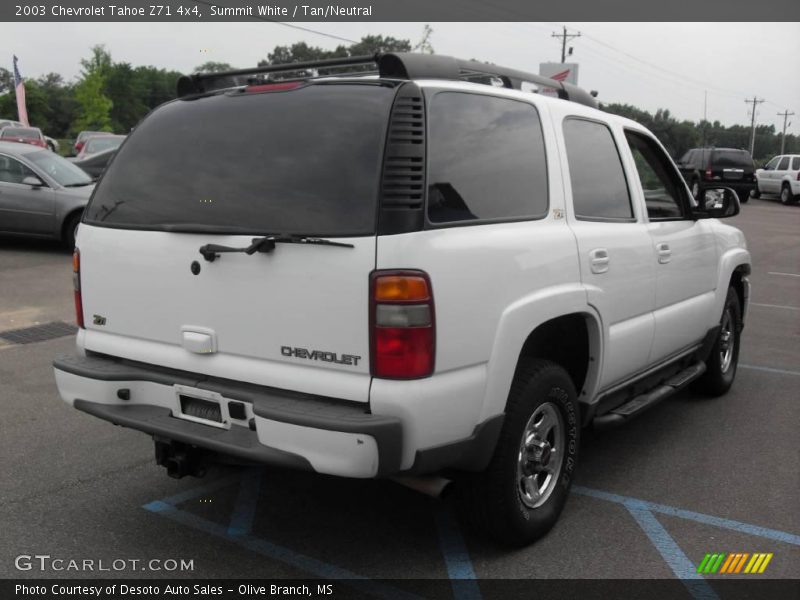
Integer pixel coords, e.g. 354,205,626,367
199,235,354,262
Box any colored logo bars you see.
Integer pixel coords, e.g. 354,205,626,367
697,552,773,574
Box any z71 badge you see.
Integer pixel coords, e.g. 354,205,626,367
281,346,361,366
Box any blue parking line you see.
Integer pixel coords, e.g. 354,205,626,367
228,468,263,536
144,500,425,600
573,486,800,546
741,364,800,377
625,502,718,600
433,506,483,600
148,475,240,507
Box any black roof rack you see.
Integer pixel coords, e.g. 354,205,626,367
176,52,598,109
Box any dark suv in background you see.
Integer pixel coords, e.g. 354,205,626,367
677,147,756,203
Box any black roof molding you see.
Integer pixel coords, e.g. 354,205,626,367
177,52,598,109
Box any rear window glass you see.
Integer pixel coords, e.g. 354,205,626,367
84,136,124,153
85,84,394,235
2,128,39,139
426,92,548,224
793,157,800,170
712,150,753,168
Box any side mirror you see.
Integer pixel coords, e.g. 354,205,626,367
21,175,44,188
693,187,740,219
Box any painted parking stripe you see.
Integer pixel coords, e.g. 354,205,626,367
147,475,240,507
573,486,800,546
433,505,483,600
741,364,800,377
768,272,800,278
749,302,800,311
625,502,718,600
145,500,425,600
228,468,263,536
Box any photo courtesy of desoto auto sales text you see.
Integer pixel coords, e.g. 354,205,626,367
0,1,798,598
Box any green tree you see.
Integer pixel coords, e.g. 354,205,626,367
194,61,234,73
74,70,113,133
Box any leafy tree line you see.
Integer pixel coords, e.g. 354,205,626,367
0,36,794,165
602,103,797,164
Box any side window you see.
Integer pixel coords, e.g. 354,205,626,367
624,131,686,220
426,92,548,224
563,118,633,220
0,155,36,185
777,157,790,171
764,157,780,170
792,157,800,171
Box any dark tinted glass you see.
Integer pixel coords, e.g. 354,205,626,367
625,131,685,220
2,128,38,139
777,157,790,170
85,84,394,235
713,150,753,168
792,157,800,170
426,92,548,224
563,119,632,220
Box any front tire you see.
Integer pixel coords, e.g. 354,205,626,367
455,359,579,546
750,186,760,199
695,287,741,396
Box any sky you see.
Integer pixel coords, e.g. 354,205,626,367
2,21,799,131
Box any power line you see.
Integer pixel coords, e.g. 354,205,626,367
189,0,359,45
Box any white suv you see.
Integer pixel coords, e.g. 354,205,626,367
53,53,751,546
753,154,800,204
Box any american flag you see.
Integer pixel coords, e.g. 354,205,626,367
13,55,29,127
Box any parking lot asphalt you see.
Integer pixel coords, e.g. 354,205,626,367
1,197,798,596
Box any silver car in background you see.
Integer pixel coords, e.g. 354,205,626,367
0,141,94,247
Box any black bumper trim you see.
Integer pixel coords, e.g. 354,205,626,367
406,414,504,475
55,353,403,476
74,400,312,471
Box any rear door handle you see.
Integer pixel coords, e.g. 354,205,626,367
656,242,671,264
589,248,609,274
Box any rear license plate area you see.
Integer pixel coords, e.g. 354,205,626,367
179,395,222,423
173,385,228,429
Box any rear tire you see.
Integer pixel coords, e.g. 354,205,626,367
695,287,741,397
63,212,82,249
750,186,760,200
454,359,579,546
780,184,796,205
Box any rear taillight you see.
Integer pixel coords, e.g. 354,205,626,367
704,169,713,180
370,271,435,379
73,249,84,329
796,172,800,182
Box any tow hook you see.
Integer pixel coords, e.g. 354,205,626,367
154,439,208,479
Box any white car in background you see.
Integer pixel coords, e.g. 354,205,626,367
753,154,800,205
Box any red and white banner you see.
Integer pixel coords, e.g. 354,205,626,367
13,55,29,126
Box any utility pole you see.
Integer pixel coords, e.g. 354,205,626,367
777,110,794,155
551,26,581,63
745,97,765,156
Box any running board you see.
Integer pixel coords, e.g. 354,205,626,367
593,362,706,429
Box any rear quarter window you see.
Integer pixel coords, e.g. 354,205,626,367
425,92,548,225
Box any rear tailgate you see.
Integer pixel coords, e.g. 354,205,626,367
76,82,396,402
78,226,374,402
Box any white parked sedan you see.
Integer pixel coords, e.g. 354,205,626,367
753,154,800,204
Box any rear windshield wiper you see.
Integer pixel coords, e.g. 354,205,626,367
199,234,354,262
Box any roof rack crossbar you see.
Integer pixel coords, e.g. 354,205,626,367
176,52,598,108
